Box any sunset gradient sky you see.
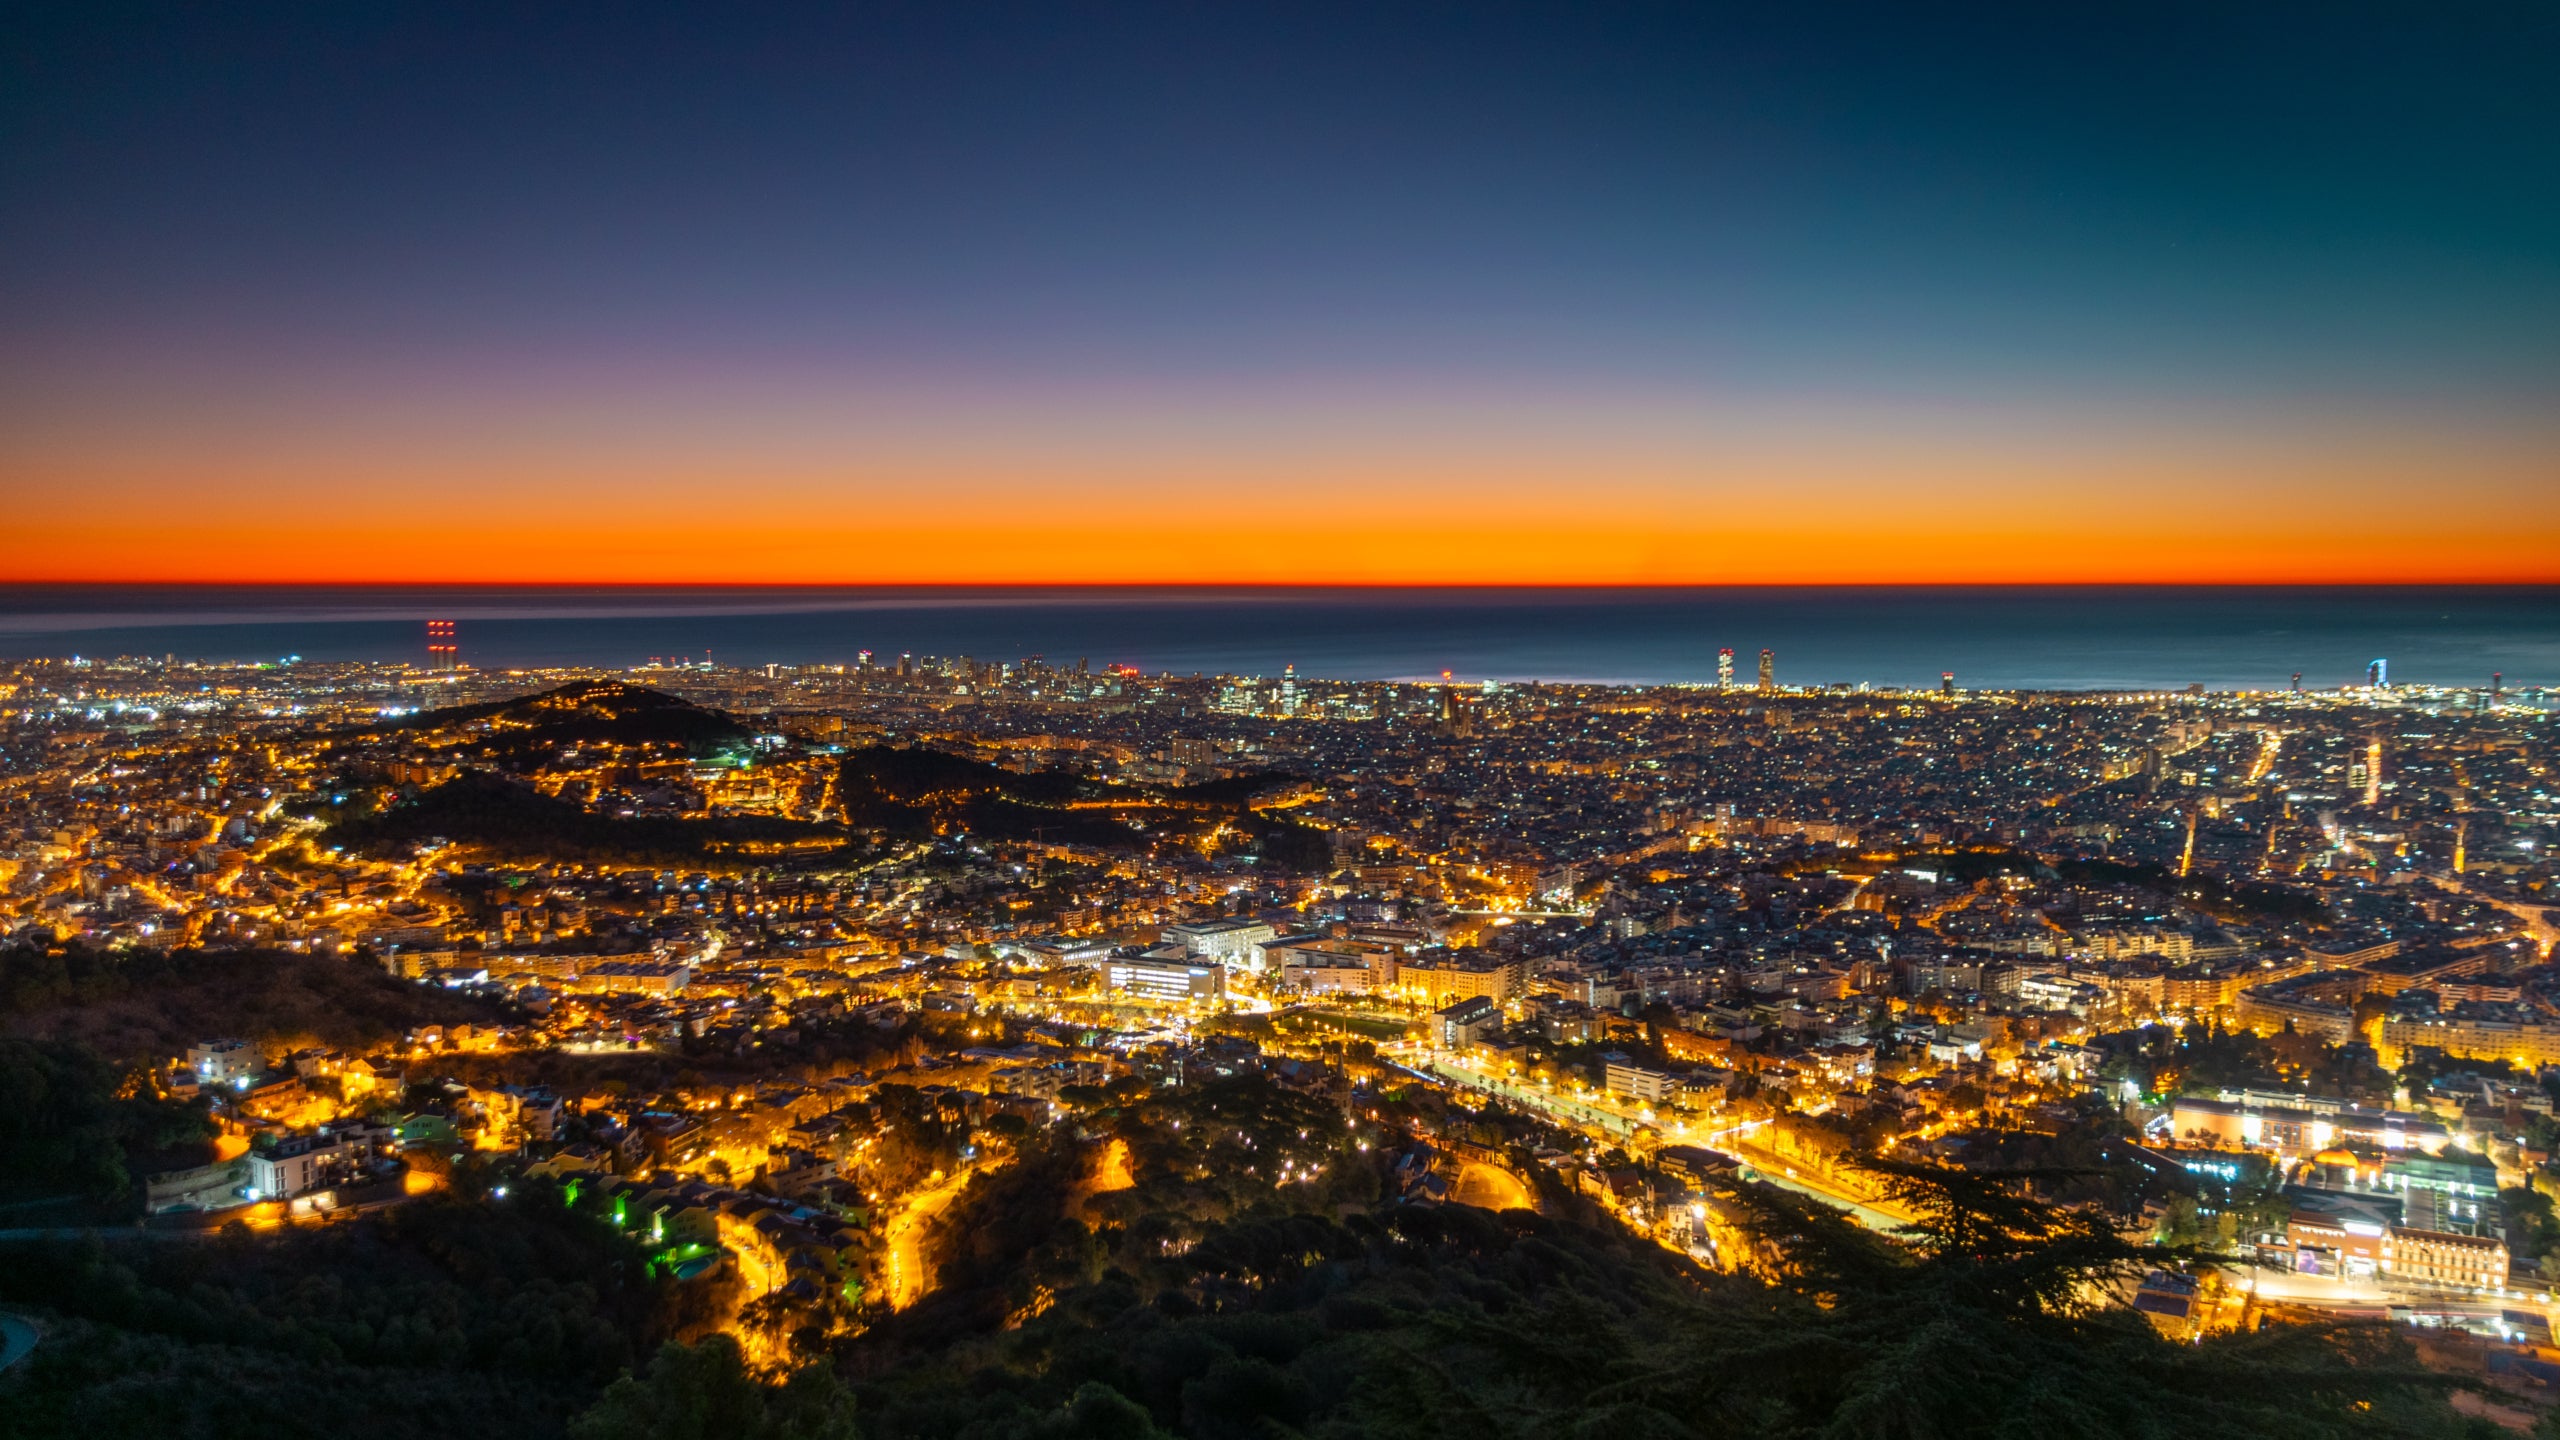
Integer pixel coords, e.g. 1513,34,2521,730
4,4,2555,584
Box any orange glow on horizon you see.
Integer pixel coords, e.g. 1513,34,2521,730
14,520,2553,586
5,416,2554,585
14,527,2555,585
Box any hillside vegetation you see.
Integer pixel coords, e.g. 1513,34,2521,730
379,681,752,757
0,941,506,1064
838,746,1330,868
831,1076,2465,1440
0,1071,2487,1439
326,771,852,866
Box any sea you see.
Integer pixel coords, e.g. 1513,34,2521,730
0,585,2553,694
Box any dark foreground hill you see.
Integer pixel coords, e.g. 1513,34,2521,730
0,1181,717,1440
832,1078,2471,1440
0,1073,2482,1440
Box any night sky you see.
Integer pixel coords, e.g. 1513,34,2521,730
4,4,2554,583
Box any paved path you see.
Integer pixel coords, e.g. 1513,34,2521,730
882,1168,979,1310
1452,1160,1537,1212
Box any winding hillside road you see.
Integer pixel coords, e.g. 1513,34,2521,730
881,1168,978,1311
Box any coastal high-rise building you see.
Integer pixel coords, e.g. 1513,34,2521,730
1757,649,1774,693
1281,663,1299,716
425,619,457,670
2493,672,2503,702
1717,647,1733,689
1941,672,1954,697
2367,658,2388,689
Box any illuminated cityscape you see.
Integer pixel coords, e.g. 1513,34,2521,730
2,643,2556,1429
4,2,2557,1436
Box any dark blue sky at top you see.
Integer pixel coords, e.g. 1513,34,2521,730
3,2,2556,409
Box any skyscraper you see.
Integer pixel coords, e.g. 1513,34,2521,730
2367,658,2388,689
425,619,457,670
1716,647,1733,689
1757,649,1774,692
1940,672,1954,697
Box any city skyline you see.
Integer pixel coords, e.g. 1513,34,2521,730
5,4,2557,583
3,13,2554,1426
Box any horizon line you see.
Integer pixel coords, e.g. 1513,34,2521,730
8,578,2560,592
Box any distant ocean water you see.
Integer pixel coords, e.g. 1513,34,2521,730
0,586,2553,693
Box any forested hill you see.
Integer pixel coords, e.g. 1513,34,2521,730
381,681,751,752
1,940,505,1069
836,746,1328,867
326,770,851,865
0,1071,2486,1440
826,1076,2472,1440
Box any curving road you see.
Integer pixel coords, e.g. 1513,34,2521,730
1724,1141,1916,1231
2437,874,2559,959
881,1169,977,1311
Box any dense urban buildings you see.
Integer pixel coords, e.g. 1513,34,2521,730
2,649,2555,1434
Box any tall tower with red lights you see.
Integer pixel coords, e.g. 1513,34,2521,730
426,619,457,671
